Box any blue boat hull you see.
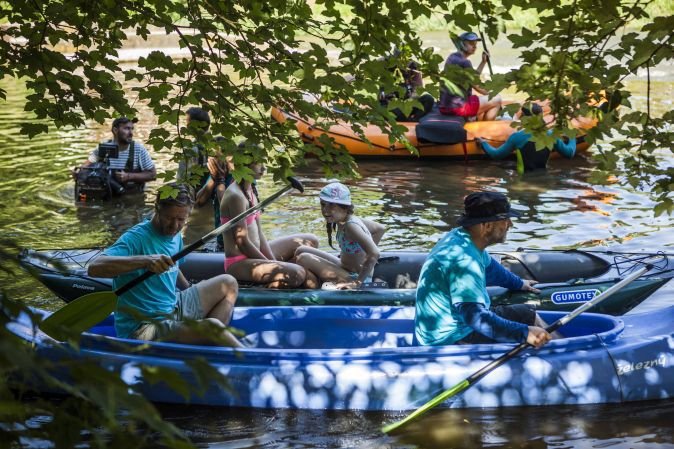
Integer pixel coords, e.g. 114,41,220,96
9,305,674,410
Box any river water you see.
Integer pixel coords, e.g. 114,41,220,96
1,33,674,448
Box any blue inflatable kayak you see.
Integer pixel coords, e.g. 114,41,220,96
9,302,674,410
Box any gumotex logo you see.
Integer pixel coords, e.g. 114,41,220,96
551,289,601,304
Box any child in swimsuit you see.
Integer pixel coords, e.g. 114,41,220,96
295,182,385,290
219,150,319,288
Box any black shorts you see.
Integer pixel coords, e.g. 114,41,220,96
458,304,536,344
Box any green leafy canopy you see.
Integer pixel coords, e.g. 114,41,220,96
1,0,672,205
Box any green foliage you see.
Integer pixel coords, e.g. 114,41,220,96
0,242,190,447
0,1,673,445
2,1,670,204
0,239,243,447
487,0,673,207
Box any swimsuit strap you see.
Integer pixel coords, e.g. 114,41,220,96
220,210,260,226
337,217,371,254
344,217,370,233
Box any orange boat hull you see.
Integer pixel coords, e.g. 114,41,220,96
271,107,594,159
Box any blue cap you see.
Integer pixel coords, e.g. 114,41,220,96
459,32,481,41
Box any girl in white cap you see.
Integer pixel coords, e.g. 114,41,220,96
295,182,385,289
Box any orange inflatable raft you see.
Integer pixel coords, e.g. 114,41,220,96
271,106,596,159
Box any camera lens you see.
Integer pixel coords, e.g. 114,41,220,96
109,176,125,195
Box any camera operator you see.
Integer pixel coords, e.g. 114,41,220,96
75,117,156,193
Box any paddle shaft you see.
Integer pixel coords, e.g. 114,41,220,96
479,31,493,76
382,264,652,434
115,177,302,296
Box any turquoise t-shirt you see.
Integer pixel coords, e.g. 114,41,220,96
104,219,183,338
414,227,492,346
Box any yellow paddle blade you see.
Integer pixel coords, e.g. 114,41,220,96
40,291,117,341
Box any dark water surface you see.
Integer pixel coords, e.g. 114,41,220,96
158,400,674,448
2,40,674,448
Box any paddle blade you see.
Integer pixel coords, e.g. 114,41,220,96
382,379,470,434
40,291,117,340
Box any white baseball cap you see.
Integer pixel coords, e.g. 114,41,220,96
319,182,352,206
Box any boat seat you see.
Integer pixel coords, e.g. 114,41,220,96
499,251,611,283
416,110,467,144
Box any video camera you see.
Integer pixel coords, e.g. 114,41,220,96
73,142,125,202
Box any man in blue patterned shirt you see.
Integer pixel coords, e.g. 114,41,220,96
415,191,555,347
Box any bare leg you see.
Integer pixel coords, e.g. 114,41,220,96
171,317,243,347
303,269,320,289
196,274,238,325
269,234,319,261
295,245,342,265
165,275,242,346
478,94,502,121
227,259,307,288
295,252,353,284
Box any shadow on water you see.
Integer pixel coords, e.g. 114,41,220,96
391,400,674,448
156,400,674,449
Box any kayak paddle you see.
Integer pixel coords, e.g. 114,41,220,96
381,263,652,434
479,30,494,77
40,176,305,341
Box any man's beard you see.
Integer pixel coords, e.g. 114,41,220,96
488,230,507,245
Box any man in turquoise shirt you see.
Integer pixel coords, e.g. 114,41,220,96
88,183,241,346
415,191,554,347
475,104,576,174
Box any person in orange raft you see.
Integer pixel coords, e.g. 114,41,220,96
438,31,502,121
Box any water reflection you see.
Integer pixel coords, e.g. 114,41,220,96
395,400,674,448
158,400,674,449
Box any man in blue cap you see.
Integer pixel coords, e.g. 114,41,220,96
415,191,555,348
438,31,502,121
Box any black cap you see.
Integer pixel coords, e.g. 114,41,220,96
457,192,521,227
111,116,138,130
459,32,481,41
